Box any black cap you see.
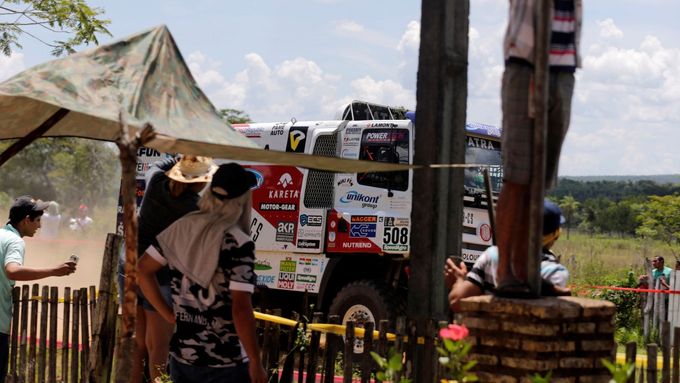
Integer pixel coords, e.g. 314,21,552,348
543,199,566,235
210,163,257,200
9,196,50,222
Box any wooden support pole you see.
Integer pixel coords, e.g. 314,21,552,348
113,120,155,383
410,0,468,381
526,0,552,296
0,108,69,167
88,234,121,383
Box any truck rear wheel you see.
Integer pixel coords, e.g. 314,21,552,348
328,280,397,356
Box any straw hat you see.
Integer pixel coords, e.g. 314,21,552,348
166,155,218,183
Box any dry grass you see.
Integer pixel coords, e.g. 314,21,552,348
552,231,672,286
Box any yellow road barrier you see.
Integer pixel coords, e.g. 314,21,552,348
254,311,399,341
615,352,666,369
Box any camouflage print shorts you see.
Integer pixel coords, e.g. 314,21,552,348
501,61,575,189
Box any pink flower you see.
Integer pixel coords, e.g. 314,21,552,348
439,324,469,341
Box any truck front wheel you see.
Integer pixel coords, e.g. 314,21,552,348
328,280,396,355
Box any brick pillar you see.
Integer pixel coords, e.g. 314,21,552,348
458,296,616,383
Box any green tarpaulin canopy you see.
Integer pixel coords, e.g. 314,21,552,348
0,25,411,173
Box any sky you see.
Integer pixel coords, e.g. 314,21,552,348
0,0,678,176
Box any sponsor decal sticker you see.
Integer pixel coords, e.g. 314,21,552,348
300,214,322,227
297,239,320,249
296,274,317,283
260,203,297,211
384,217,410,227
271,123,286,136
479,223,492,242
278,173,293,188
383,244,409,252
351,215,378,223
340,191,380,209
279,259,297,273
336,177,354,187
246,169,264,189
257,275,275,284
276,221,295,243
342,242,373,249
350,223,377,238
286,126,308,153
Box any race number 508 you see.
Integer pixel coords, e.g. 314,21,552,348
383,227,408,245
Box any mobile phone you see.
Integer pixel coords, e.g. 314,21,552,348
69,254,79,264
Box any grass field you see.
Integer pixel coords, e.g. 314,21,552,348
551,230,673,286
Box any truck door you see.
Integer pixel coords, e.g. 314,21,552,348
328,121,413,255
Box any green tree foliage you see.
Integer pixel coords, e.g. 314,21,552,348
636,195,680,257
0,0,110,56
552,179,680,202
0,138,119,212
219,108,252,124
558,195,579,239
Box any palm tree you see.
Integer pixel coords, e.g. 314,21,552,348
559,195,580,239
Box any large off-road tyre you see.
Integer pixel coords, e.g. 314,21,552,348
328,280,400,357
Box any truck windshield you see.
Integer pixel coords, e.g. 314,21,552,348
464,135,502,194
357,128,409,191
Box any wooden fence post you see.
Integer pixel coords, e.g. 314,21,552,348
38,285,49,383
28,284,39,382
298,319,306,383
61,287,71,383
360,321,375,383
9,287,20,382
88,286,96,338
261,309,273,376
88,233,122,383
70,289,80,383
625,341,637,383
48,287,58,383
323,315,339,383
80,288,90,382
305,312,323,383
343,320,354,383
19,284,30,381
648,344,658,383
662,321,671,383
673,327,680,383
376,320,389,383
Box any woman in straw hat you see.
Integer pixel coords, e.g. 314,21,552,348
132,154,217,383
138,163,266,383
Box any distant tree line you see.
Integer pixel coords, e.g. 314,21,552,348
549,179,680,257
0,137,120,214
551,178,680,202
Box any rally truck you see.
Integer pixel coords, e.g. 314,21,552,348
229,113,502,351
123,108,502,353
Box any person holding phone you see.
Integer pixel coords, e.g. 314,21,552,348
1,196,77,383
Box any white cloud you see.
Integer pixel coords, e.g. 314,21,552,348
560,31,680,175
349,76,415,109
397,21,420,54
597,19,624,39
187,51,344,121
334,20,365,34
0,53,25,81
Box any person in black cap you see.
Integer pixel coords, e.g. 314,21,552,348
137,163,266,383
1,196,77,383
447,199,570,312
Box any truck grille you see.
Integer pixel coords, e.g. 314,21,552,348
303,133,338,209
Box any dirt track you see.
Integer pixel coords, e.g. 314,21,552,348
22,236,107,293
